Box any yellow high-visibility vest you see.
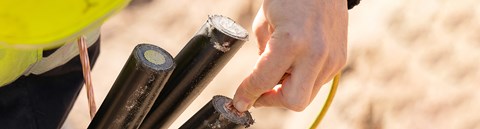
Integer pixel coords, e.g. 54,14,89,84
0,0,130,86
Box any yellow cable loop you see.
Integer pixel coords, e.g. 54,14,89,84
309,73,341,129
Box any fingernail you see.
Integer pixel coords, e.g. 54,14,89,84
234,100,251,112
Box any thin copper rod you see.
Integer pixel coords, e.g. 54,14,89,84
77,36,97,119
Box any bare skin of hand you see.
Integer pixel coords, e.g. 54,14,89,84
233,0,348,112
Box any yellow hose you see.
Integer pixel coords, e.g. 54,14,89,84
309,73,341,129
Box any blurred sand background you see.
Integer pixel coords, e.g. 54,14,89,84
62,0,480,128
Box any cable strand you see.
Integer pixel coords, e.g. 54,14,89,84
77,36,97,119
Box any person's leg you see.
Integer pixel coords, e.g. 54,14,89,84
0,38,100,129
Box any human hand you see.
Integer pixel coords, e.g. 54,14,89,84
233,0,348,112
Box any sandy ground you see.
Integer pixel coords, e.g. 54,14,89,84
63,0,480,128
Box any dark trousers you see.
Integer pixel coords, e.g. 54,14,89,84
0,39,100,129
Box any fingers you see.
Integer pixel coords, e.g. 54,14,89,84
233,38,295,112
309,52,346,102
253,56,323,112
309,59,340,103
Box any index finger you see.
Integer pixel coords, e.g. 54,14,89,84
233,39,294,112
